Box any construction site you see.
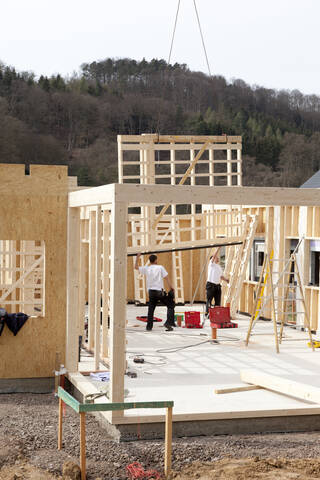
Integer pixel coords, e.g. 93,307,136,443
1,134,320,479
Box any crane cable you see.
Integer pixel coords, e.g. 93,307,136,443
155,0,181,135
193,0,212,76
167,0,181,65
168,0,212,74
156,0,212,133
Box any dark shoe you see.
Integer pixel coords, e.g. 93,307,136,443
146,323,153,331
164,321,174,328
165,326,173,331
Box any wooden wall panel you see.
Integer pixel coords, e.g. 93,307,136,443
0,164,68,379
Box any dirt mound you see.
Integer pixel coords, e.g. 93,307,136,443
0,461,58,480
169,457,320,479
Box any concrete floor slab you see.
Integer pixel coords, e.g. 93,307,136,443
124,306,319,404
71,305,320,437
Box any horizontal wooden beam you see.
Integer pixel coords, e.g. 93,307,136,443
69,183,320,208
69,184,114,207
241,370,320,404
127,240,243,257
118,134,242,144
111,405,320,425
121,143,242,151
115,184,320,207
122,173,238,179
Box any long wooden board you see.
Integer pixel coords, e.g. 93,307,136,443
69,184,320,208
241,370,320,404
127,240,243,256
214,385,262,394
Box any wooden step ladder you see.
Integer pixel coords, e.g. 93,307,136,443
170,218,184,304
245,239,314,353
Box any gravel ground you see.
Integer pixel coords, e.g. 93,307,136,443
1,393,320,479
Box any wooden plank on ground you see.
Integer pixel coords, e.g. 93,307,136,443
214,385,262,394
241,370,320,404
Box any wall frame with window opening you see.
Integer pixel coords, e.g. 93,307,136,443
250,239,265,282
310,240,320,287
0,240,45,316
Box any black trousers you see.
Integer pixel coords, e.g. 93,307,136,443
147,290,175,329
205,282,221,315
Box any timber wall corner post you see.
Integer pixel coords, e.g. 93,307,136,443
109,189,128,417
66,206,81,372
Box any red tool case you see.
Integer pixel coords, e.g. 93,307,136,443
184,311,202,328
209,306,238,329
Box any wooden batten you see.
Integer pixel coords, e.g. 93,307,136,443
102,210,111,358
94,206,102,370
66,207,81,371
109,201,128,418
88,210,96,351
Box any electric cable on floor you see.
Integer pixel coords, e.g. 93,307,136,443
217,334,241,342
126,352,167,365
126,327,241,346
156,339,212,353
126,327,209,338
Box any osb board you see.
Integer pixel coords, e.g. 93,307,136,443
0,164,68,379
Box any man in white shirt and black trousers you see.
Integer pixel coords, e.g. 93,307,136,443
205,247,229,318
135,253,175,331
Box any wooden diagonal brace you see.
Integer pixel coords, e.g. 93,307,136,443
0,255,44,303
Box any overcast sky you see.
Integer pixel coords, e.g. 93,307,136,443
1,0,320,95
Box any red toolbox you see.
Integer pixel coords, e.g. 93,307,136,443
209,306,238,329
209,306,230,324
184,311,202,328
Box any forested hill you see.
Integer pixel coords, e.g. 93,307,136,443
1,57,320,187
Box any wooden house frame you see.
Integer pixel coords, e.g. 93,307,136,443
67,182,320,425
1,158,320,427
118,134,242,304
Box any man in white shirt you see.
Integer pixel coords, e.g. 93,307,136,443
135,253,175,331
205,248,229,317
